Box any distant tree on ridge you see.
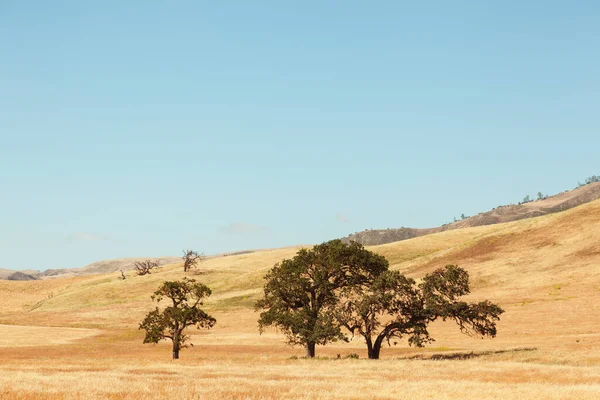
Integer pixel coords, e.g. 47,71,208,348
134,259,161,276
182,249,204,273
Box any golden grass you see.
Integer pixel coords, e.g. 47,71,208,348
0,324,100,347
2,357,600,399
1,201,600,398
1,334,600,400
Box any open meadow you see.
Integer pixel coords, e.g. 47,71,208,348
1,200,600,399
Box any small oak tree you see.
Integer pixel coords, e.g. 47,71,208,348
256,240,388,357
134,259,161,276
337,265,504,359
139,278,216,359
182,249,204,273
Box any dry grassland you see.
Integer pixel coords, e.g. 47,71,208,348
1,201,600,399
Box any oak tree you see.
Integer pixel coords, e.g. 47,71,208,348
255,240,387,357
139,278,216,359
337,265,504,359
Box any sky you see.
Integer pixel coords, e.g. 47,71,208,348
1,1,599,270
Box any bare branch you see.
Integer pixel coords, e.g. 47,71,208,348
134,259,162,276
182,249,205,273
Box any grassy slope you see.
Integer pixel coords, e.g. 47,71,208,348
0,200,599,399
1,200,599,333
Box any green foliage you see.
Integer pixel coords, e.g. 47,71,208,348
337,270,430,358
255,240,388,357
337,265,504,359
139,277,216,359
256,239,503,360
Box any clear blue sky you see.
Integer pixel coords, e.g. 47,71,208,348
1,1,598,270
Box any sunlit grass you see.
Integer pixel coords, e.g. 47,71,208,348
1,200,600,398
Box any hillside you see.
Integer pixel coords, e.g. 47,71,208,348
6,272,38,281
343,181,600,246
1,199,599,338
0,253,267,281
0,199,599,398
0,268,40,280
0,256,181,281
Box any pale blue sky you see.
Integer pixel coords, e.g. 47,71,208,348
1,1,599,270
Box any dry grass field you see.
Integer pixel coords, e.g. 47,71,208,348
1,200,600,399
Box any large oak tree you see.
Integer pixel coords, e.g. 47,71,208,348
337,265,504,359
256,240,388,357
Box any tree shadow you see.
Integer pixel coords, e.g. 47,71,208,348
406,347,537,361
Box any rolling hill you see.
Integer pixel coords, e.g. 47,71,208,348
1,198,598,338
343,181,600,245
0,256,181,280
0,198,599,399
0,269,40,280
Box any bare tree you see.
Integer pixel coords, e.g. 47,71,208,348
182,250,204,272
118,269,126,280
134,259,162,276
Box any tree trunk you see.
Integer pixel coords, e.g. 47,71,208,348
368,344,381,359
365,336,376,359
172,331,180,360
305,342,316,358
368,336,384,359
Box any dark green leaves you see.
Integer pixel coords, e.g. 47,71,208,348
139,278,216,358
139,307,170,344
256,240,388,353
338,264,504,358
257,241,504,359
420,265,504,337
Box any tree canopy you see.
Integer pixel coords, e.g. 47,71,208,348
337,265,504,358
255,240,388,357
139,278,216,359
257,239,504,359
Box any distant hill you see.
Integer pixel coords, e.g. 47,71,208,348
2,186,600,397
343,181,600,246
4,180,599,279
0,251,268,281
0,269,40,280
6,272,38,281
0,257,181,281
